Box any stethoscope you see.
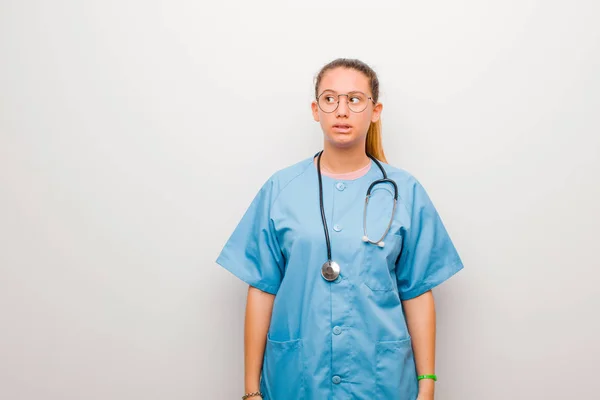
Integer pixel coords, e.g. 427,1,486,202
315,150,399,282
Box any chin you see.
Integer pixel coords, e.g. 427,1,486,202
327,135,361,149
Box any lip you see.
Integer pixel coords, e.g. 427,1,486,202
332,124,352,133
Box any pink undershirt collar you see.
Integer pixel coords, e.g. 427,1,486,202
313,157,372,180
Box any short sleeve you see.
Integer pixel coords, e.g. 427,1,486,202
396,179,464,300
215,177,284,295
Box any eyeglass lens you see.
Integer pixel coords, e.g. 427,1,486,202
318,91,369,113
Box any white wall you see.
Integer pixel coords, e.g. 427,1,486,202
1,1,598,399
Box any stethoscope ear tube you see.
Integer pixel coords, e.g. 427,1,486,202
363,196,397,247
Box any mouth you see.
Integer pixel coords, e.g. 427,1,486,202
332,124,352,133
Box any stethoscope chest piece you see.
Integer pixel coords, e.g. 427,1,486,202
321,260,340,281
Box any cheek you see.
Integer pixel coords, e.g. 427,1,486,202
356,115,373,132
318,113,333,127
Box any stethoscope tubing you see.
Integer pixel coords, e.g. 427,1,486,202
315,150,399,263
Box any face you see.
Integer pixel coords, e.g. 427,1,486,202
311,67,383,149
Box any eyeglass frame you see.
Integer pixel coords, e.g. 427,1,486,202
316,90,376,114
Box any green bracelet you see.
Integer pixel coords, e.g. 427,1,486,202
417,374,437,381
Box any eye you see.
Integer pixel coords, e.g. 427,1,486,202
348,92,365,103
325,96,336,103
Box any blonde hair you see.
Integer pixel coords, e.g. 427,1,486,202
314,58,387,163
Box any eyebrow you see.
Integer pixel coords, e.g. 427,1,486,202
320,89,364,94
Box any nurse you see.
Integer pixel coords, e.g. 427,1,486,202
216,58,464,400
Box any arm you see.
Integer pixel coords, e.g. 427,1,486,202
244,285,275,397
402,289,436,399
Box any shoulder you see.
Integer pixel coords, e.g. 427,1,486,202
376,160,432,209
271,155,314,187
259,155,315,201
377,160,421,190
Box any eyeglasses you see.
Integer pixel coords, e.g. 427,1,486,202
316,90,375,113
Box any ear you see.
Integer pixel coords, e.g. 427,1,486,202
371,102,383,123
311,100,320,122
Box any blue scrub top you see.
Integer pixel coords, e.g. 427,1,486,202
216,154,464,400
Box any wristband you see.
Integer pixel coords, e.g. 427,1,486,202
417,374,437,381
241,391,263,399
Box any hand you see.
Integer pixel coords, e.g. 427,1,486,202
417,378,434,400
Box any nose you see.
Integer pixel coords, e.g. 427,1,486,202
336,95,350,117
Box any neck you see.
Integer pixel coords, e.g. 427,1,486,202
318,144,371,174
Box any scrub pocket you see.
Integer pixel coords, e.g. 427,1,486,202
362,232,403,292
262,336,306,400
374,337,418,400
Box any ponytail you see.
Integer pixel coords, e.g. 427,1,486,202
366,119,387,163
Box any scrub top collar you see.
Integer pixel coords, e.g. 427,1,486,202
310,155,375,183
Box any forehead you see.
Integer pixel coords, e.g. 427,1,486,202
319,67,371,94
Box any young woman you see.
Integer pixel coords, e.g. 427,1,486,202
216,58,464,400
